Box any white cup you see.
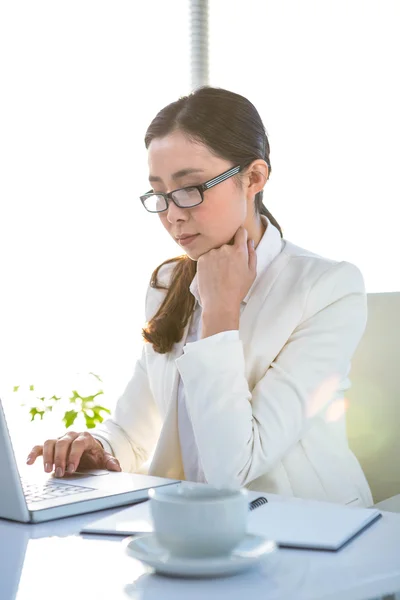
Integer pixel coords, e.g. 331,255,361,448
148,483,248,558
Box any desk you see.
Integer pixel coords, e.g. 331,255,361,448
1,491,400,600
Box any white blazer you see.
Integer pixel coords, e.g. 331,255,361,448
94,235,373,507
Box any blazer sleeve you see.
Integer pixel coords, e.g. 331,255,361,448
92,281,166,472
93,346,162,473
175,261,367,488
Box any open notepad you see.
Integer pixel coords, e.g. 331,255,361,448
81,496,381,551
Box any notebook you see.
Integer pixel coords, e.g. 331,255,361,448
246,498,382,551
81,495,382,551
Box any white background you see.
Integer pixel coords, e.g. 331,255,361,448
210,0,400,287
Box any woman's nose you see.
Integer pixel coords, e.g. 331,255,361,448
166,200,188,224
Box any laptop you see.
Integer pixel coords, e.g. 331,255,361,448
0,399,180,523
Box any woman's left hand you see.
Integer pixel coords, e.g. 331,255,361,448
196,226,257,314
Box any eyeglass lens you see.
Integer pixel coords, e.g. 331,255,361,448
143,187,202,212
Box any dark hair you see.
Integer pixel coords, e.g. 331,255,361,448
142,87,282,354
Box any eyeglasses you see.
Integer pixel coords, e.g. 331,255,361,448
140,165,242,213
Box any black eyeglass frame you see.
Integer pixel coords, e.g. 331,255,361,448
140,165,243,213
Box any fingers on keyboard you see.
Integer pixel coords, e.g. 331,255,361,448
26,445,43,465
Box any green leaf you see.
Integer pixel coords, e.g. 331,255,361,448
80,391,104,410
84,417,96,429
13,386,19,393
82,405,110,429
29,407,45,421
63,409,78,428
89,372,103,383
93,405,111,417
69,390,81,404
29,384,34,391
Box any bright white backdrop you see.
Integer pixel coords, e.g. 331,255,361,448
210,0,400,290
0,1,399,449
0,1,187,416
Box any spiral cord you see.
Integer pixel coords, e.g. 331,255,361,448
190,0,209,90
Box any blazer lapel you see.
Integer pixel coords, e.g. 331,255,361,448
239,245,291,377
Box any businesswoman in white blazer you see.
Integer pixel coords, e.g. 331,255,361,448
27,87,373,507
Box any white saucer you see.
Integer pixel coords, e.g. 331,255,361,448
124,533,277,578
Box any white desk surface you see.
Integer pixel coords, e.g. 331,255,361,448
1,490,400,600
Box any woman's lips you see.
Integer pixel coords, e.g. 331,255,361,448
178,234,200,247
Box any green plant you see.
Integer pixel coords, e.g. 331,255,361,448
13,372,111,429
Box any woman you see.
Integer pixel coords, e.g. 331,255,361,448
27,87,373,506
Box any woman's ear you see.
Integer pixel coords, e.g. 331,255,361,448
245,160,269,198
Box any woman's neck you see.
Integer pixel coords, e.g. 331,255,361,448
251,216,267,249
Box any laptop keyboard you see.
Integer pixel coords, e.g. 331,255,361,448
22,480,95,503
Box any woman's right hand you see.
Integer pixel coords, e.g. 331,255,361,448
26,431,122,477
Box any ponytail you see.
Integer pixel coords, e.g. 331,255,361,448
142,256,197,354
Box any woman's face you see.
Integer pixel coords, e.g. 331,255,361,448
147,130,250,260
